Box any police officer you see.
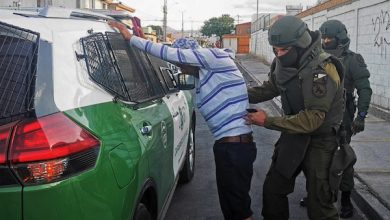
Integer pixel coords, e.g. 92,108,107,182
245,16,344,220
319,19,372,218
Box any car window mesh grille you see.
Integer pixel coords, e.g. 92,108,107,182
81,33,130,101
105,32,152,101
81,32,165,102
105,32,164,102
0,22,39,125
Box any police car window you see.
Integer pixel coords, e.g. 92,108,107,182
106,32,164,101
0,22,39,125
145,55,169,93
81,32,164,102
147,55,178,93
160,67,177,90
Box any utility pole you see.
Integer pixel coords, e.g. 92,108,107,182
236,15,240,24
191,20,193,37
163,0,167,42
181,11,184,38
254,0,259,54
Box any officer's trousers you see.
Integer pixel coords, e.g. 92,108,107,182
340,97,356,192
262,136,339,220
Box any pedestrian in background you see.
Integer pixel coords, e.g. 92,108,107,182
245,16,344,220
109,21,257,220
318,19,371,218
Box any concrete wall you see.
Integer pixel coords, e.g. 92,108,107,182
222,38,238,52
52,0,76,8
250,0,390,110
250,30,274,64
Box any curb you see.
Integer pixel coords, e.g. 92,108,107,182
353,175,390,220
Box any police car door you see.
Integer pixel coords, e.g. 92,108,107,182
148,57,190,178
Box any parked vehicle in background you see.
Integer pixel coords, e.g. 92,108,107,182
0,7,196,220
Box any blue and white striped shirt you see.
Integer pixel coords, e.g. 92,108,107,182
130,36,252,140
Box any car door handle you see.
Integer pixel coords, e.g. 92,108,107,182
140,125,152,135
172,112,179,118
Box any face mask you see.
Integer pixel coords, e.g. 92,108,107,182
322,38,338,50
276,47,298,68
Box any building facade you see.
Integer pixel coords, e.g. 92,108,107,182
222,22,251,54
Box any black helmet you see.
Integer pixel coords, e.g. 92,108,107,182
319,20,348,41
268,16,312,48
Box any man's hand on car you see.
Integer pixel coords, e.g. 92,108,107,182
108,21,132,41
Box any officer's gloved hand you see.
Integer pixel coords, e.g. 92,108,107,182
351,116,365,135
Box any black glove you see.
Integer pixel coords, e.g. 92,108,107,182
351,116,365,135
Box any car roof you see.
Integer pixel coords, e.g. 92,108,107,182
0,7,112,42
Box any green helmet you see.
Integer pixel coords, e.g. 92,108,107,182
319,20,348,41
268,16,312,48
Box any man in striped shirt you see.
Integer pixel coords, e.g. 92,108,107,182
109,21,256,220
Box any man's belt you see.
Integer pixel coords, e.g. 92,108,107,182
216,133,253,144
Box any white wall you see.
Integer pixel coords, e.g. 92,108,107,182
222,38,238,52
250,0,390,110
250,30,274,64
51,0,77,8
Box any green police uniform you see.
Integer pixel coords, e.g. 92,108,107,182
320,19,372,218
248,16,345,220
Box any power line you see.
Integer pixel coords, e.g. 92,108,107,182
163,0,167,41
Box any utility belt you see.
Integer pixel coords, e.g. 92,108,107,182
216,133,253,144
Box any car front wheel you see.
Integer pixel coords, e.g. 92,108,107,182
134,203,151,220
179,123,195,184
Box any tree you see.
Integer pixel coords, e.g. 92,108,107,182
147,25,163,37
200,14,235,45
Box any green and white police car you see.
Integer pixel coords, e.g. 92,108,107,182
0,7,195,220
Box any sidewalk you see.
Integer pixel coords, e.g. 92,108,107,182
236,54,390,220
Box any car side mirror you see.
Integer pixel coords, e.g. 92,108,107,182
177,74,195,90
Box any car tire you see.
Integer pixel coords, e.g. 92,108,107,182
134,203,151,220
179,122,195,184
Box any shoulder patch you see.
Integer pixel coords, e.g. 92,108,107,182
312,70,328,98
355,54,367,67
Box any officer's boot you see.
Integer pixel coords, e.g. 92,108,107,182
340,191,353,218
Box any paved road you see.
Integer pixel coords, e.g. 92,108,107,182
165,66,367,220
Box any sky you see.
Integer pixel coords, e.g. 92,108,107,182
121,0,318,31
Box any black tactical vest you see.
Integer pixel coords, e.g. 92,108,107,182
271,50,345,135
